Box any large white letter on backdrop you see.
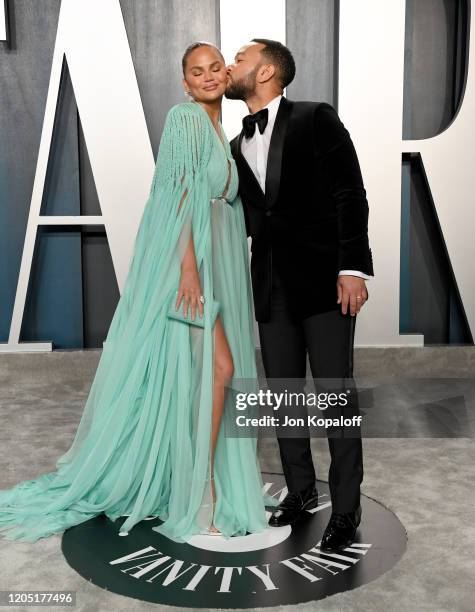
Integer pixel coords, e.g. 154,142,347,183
0,1,6,41
339,0,473,346
1,0,154,352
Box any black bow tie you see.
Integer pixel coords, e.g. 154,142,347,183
242,108,269,139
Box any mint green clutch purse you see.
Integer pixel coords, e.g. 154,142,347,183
167,291,220,328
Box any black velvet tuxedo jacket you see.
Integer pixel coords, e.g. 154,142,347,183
230,96,374,323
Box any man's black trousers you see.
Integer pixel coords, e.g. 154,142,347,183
258,267,363,514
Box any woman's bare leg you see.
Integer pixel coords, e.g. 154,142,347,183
209,315,234,532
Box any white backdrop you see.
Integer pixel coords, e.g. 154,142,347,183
1,0,473,352
0,1,6,41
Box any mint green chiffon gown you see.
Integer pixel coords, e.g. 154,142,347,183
0,101,278,543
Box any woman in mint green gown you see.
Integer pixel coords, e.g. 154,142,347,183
0,42,277,542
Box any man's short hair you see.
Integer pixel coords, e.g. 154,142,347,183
251,38,296,88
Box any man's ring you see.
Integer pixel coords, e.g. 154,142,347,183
199,295,205,304
356,296,362,300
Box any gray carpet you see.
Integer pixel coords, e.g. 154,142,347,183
0,349,474,611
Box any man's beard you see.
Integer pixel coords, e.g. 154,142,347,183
225,66,259,101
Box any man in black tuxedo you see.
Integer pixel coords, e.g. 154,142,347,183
225,39,374,552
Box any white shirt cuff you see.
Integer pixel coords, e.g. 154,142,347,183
338,270,372,280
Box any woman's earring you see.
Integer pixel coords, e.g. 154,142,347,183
184,90,194,101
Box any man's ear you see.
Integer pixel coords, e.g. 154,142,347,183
257,63,276,84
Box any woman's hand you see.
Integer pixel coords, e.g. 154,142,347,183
176,266,204,322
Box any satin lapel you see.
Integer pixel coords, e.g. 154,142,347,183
235,130,266,201
265,97,292,208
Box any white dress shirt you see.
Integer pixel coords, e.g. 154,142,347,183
240,94,371,281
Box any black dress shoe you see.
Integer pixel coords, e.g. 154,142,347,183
268,483,318,527
320,505,362,552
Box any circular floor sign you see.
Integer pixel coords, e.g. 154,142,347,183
62,473,407,607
